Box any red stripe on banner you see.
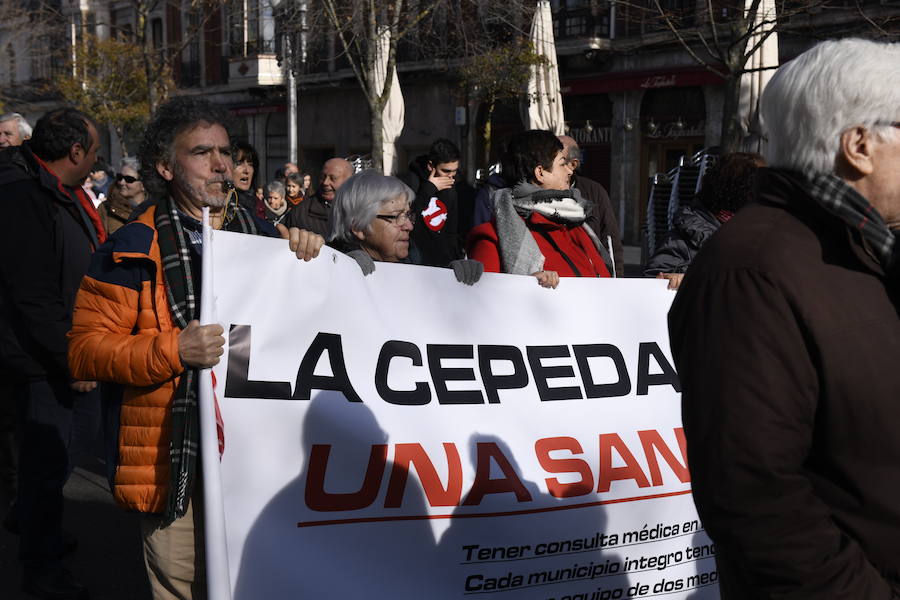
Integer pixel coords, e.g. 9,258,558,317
211,371,225,457
297,488,693,528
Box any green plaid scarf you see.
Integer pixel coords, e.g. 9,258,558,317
808,173,896,269
154,194,259,523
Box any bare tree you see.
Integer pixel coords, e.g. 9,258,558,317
314,0,442,172
626,0,898,152
303,1,537,171
0,0,68,112
55,35,151,155
119,0,227,115
458,41,545,164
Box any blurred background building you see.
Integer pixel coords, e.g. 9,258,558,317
1,0,896,245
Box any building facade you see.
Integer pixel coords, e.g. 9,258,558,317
1,0,896,244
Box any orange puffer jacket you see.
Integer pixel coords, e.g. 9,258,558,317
69,204,183,514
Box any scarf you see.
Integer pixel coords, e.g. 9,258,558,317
155,193,259,523
808,173,896,269
493,182,611,275
265,199,288,217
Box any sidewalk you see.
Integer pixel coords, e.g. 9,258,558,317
0,455,151,600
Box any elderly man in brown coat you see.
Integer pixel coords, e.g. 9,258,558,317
669,39,900,598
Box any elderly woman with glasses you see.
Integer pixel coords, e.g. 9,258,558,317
330,170,482,284
98,157,145,235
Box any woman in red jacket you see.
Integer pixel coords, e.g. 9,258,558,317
467,130,611,288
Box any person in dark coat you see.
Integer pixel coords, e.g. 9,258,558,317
558,135,625,277
0,107,104,600
400,138,465,267
669,38,900,599
644,151,764,288
285,157,353,237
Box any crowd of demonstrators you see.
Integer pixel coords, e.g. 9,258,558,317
12,39,899,600
67,96,324,600
97,157,147,235
0,107,105,600
233,141,264,219
670,38,900,598
644,152,765,289
0,112,33,147
468,130,613,288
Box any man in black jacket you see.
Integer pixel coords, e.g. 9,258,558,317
284,157,353,237
669,39,900,598
558,135,623,277
401,138,465,267
0,107,102,600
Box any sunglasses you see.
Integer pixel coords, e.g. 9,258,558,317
115,174,140,184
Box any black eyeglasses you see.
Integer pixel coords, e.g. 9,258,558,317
375,211,416,226
115,174,140,184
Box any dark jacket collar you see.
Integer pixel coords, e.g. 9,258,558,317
758,168,886,276
0,144,38,187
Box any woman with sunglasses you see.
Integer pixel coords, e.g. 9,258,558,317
97,157,145,235
328,170,482,284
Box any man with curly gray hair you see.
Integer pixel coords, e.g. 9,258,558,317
68,96,324,600
669,38,900,598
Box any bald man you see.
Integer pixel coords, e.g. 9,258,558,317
284,157,353,237
558,135,624,277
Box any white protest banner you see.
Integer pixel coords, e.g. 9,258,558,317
207,230,719,600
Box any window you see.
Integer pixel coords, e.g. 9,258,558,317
228,0,277,57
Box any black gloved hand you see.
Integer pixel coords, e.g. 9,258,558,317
347,249,376,276
450,259,484,286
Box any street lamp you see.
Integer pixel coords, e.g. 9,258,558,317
272,0,309,166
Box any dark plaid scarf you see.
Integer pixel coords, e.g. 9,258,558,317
808,173,896,270
155,194,259,523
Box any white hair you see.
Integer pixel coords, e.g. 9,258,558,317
267,180,285,196
761,39,900,176
0,112,32,139
328,170,414,244
119,156,140,173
